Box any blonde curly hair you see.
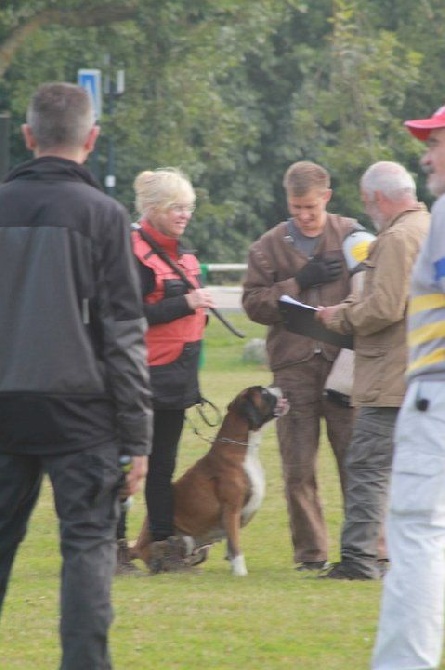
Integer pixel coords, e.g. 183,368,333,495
133,167,196,217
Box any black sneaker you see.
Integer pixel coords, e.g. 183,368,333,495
319,561,376,580
295,560,330,572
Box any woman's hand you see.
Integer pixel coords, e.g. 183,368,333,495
185,288,216,310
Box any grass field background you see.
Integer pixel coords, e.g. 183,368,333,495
2,312,438,669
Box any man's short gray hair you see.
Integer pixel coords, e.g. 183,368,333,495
26,82,95,151
361,161,417,200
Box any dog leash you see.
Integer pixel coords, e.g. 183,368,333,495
186,401,251,448
185,397,223,444
196,396,222,427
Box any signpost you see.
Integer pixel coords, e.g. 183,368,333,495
77,69,102,120
102,55,125,197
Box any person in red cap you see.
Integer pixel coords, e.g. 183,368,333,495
404,105,445,142
372,110,445,669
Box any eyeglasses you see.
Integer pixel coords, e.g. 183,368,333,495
168,204,196,215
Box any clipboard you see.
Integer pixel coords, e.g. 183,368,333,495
278,295,354,350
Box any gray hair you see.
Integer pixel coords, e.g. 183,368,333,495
133,168,195,216
26,82,95,151
360,161,417,200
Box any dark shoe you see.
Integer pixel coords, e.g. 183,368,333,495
187,545,210,567
319,561,377,581
149,536,199,574
115,539,144,576
378,559,390,577
295,560,330,572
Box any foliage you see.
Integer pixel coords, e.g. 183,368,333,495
0,0,443,256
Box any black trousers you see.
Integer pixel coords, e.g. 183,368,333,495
0,443,121,670
145,408,185,542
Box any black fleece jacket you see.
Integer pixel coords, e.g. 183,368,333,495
0,157,152,455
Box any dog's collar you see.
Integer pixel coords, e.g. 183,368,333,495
219,437,249,447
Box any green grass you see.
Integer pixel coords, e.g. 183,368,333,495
3,312,442,669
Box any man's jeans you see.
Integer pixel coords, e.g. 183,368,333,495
0,443,121,670
341,406,398,578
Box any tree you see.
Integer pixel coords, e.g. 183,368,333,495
272,0,423,221
1,0,445,259
0,2,140,81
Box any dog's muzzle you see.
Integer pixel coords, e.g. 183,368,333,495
267,387,290,417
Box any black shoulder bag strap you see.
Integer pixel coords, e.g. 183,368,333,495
136,226,245,339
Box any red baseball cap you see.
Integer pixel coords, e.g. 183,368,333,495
405,106,445,141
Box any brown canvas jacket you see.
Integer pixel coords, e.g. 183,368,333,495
328,205,430,407
242,214,358,372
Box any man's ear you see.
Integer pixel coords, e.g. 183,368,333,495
374,190,385,205
323,188,333,205
84,125,100,154
21,124,37,151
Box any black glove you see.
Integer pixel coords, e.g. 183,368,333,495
295,255,343,290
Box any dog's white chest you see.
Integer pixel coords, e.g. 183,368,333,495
241,431,265,523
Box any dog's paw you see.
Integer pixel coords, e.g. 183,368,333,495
231,554,248,577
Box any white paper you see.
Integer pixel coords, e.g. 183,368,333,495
279,295,320,311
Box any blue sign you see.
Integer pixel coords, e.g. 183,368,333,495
78,69,102,120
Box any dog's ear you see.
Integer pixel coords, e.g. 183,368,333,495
227,386,260,409
242,402,264,430
227,387,251,413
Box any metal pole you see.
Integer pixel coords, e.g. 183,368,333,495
0,112,11,180
105,78,116,197
102,55,124,198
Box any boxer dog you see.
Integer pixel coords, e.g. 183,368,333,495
129,385,288,576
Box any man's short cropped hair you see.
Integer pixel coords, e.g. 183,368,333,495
283,161,331,197
26,82,95,151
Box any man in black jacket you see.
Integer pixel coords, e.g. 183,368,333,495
0,82,152,669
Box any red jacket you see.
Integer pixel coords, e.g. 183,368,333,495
132,220,205,409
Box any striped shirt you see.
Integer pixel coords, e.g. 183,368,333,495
407,195,445,381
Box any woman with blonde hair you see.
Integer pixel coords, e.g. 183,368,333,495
116,168,215,574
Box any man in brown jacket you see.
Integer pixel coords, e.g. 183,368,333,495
318,160,430,579
242,161,361,571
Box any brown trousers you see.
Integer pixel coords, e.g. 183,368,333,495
275,355,354,563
